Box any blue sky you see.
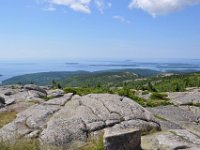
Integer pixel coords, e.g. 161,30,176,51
0,0,200,59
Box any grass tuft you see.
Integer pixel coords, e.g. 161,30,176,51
0,111,17,128
0,139,40,150
80,135,104,150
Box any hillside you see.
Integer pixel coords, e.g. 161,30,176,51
3,69,200,94
2,69,160,87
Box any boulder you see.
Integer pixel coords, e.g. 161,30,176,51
142,129,200,150
148,106,199,124
2,90,45,104
28,90,47,98
4,98,15,106
44,93,73,106
168,91,200,105
0,95,5,104
148,106,200,136
0,96,5,108
104,128,141,150
24,84,47,95
40,94,160,149
47,89,65,98
0,104,60,141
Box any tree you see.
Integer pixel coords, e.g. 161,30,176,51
52,80,57,88
57,83,62,89
147,82,157,92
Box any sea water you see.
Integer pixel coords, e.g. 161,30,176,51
1,58,200,82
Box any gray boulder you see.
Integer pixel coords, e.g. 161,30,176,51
148,106,199,124
24,84,47,95
47,89,65,98
28,90,47,99
142,129,200,150
0,104,60,141
168,91,200,105
0,96,5,108
148,106,200,136
104,128,141,150
44,93,73,106
0,95,5,104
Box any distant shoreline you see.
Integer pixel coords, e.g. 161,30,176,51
2,68,200,86
1,59,200,83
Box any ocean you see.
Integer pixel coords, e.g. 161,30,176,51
1,58,200,83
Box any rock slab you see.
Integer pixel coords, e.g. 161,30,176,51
104,128,141,150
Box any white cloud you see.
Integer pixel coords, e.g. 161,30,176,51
113,16,131,24
43,0,92,14
95,0,105,13
94,0,112,14
38,0,112,14
129,0,200,17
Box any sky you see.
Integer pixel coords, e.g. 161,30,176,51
0,0,200,60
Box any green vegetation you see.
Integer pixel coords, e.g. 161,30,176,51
121,72,200,92
0,139,40,150
2,69,160,87
80,135,104,150
4,70,200,93
64,87,171,107
181,102,200,107
153,73,200,92
0,111,17,128
150,93,169,100
64,87,114,95
3,69,200,107
0,136,104,150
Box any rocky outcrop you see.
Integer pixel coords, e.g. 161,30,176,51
0,85,48,109
1,85,200,149
142,129,200,150
168,91,200,105
0,86,160,149
148,105,200,136
39,94,160,149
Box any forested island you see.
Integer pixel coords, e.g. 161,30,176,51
3,69,200,93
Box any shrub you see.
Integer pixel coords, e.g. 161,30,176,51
150,93,169,100
64,88,77,95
